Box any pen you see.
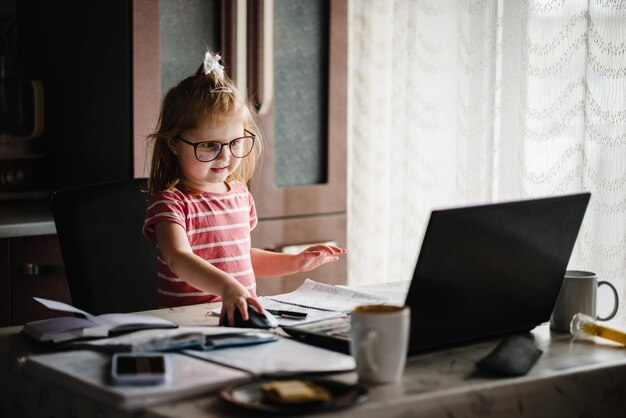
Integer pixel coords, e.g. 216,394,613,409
266,309,308,319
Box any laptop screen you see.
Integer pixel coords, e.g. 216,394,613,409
405,193,590,354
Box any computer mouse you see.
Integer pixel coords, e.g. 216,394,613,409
228,305,278,329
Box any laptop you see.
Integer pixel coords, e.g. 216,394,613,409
283,192,591,355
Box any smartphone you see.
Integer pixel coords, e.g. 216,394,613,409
110,352,170,385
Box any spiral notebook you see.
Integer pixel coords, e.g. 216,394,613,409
255,279,404,326
264,279,396,311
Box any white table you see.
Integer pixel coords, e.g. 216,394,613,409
1,302,625,417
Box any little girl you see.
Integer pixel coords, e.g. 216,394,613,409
143,51,345,325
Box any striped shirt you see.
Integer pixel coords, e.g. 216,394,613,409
143,181,258,307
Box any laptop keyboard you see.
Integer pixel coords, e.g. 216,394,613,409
303,317,352,339
282,317,352,354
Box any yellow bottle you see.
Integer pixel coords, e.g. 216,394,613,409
570,313,626,346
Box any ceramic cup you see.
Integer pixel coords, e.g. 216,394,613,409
350,305,410,384
550,270,619,333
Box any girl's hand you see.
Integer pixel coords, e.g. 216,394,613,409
218,281,264,326
293,245,347,273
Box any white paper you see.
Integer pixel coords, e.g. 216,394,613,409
335,284,408,306
184,335,355,376
33,297,99,322
32,298,175,329
266,278,389,312
212,279,402,325
261,298,347,325
21,316,109,343
22,350,250,409
50,324,109,343
211,300,346,326
26,297,177,343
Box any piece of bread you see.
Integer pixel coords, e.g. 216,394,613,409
261,380,332,404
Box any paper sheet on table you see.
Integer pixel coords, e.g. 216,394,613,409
24,298,176,343
211,301,345,326
34,297,97,321
335,284,409,306
259,298,346,325
184,335,355,376
213,279,404,325
22,350,249,409
265,278,392,312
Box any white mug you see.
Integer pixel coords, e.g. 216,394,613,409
550,270,619,333
350,305,410,384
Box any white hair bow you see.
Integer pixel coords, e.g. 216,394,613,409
203,52,225,79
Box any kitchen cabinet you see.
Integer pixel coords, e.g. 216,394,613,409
225,0,348,292
0,239,9,326
16,0,158,187
0,235,71,327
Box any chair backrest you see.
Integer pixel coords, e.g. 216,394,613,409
52,179,157,315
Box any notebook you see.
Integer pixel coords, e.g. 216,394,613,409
22,298,177,344
283,192,591,355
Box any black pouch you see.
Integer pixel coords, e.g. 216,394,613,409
476,334,542,377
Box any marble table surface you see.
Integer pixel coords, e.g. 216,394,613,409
2,303,625,418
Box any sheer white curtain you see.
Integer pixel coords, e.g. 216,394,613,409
347,0,626,321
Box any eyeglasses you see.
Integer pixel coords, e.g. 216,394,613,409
175,129,256,162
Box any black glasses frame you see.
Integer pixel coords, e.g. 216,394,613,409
175,129,256,162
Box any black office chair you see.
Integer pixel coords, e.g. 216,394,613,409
52,178,158,315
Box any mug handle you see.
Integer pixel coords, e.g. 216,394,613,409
597,281,619,321
360,330,378,374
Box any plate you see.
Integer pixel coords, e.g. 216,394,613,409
219,378,368,415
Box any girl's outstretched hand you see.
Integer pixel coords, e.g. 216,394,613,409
294,244,347,273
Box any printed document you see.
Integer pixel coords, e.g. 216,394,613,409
264,278,399,312
184,335,355,376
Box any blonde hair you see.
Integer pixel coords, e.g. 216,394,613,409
147,57,262,195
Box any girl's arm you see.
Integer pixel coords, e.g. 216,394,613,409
154,221,263,325
251,245,347,278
